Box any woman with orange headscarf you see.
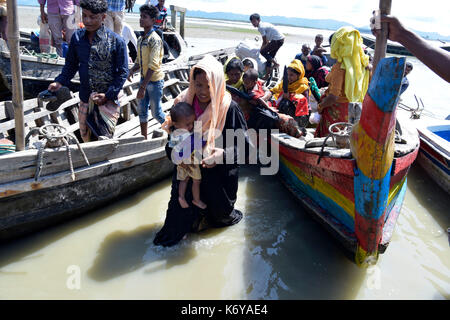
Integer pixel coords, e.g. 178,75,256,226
154,55,250,247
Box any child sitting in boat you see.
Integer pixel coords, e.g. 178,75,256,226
168,102,207,210
312,34,328,66
234,68,275,124
240,68,273,116
270,59,310,127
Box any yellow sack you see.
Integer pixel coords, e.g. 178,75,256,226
330,26,370,103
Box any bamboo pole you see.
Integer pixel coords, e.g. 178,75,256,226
6,0,25,151
372,0,392,71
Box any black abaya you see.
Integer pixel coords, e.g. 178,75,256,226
153,101,251,247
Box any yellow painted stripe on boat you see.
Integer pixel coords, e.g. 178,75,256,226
387,176,406,206
350,124,395,180
281,155,355,219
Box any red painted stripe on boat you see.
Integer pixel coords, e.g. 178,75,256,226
279,144,355,176
389,167,408,188
292,156,356,203
420,139,447,165
392,148,419,176
359,95,396,144
354,210,386,252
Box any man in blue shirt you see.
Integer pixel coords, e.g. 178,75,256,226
48,0,128,142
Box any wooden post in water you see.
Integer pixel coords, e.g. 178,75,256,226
170,5,186,39
372,0,392,71
6,0,25,151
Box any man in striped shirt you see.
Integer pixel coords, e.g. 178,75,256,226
105,0,125,34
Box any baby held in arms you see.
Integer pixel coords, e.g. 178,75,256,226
169,102,207,209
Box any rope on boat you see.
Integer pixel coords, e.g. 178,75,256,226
25,124,90,181
20,46,60,60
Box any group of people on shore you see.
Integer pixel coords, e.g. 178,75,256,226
43,0,450,247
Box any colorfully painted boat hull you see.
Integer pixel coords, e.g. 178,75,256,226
273,57,419,266
277,143,416,257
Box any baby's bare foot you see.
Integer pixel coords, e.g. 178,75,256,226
178,197,189,208
192,199,207,209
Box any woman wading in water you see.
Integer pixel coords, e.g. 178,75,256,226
154,55,251,247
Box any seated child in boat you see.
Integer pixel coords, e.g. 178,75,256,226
270,59,309,127
239,68,273,119
312,34,328,66
168,102,207,210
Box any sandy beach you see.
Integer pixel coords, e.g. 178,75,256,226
18,6,326,46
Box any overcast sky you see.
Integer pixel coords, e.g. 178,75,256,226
138,0,450,36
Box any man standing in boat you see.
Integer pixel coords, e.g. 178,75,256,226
127,4,165,138
249,13,285,79
47,0,128,142
38,0,80,57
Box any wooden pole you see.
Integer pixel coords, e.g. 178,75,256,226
372,0,392,71
170,5,187,39
6,0,25,151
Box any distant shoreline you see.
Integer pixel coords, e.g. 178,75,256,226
17,6,320,44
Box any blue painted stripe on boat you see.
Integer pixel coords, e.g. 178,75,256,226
279,160,355,232
421,148,450,175
368,57,405,113
354,164,393,220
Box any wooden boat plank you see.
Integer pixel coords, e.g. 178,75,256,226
392,147,419,176
0,140,119,184
276,139,355,176
0,152,173,240
0,145,168,199
106,136,166,160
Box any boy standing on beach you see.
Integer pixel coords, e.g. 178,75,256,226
249,13,285,78
128,4,165,138
48,0,128,142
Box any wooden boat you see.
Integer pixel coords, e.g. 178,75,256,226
0,28,187,99
272,57,419,266
397,104,450,194
0,43,246,242
416,118,450,194
0,70,192,241
361,34,450,56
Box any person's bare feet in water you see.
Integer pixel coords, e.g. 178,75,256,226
192,199,207,209
178,196,189,208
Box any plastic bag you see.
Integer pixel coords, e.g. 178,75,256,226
38,16,52,53
235,40,267,74
309,112,321,124
74,6,84,28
